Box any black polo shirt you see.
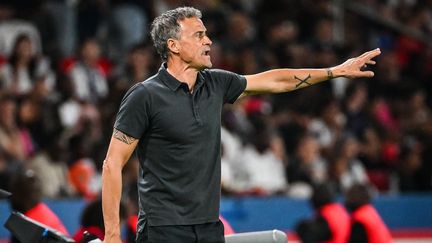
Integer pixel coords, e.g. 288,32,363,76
114,64,246,227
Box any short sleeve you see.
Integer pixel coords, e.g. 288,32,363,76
114,83,149,139
208,69,247,104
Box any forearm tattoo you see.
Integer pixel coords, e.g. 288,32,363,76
113,128,136,145
294,74,312,88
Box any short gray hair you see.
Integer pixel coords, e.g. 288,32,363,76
150,7,202,61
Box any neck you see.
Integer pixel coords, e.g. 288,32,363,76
166,59,199,92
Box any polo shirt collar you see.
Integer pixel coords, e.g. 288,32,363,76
159,63,182,91
158,63,205,92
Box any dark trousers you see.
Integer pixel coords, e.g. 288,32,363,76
137,220,225,243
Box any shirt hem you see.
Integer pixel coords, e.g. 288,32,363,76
145,215,220,226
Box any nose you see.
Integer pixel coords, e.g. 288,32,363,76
203,35,212,46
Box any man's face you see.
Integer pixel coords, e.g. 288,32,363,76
174,17,213,69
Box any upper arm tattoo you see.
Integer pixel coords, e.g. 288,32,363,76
113,128,137,145
294,74,312,88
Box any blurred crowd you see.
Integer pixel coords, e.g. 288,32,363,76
0,0,432,205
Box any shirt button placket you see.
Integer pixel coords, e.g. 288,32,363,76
192,94,202,125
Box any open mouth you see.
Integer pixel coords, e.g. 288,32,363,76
204,50,210,56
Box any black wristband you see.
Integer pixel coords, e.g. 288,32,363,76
326,68,333,79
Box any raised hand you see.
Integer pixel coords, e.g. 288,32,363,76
332,48,381,79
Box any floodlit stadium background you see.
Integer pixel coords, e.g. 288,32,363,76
0,0,432,242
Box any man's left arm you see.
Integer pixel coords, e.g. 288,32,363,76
243,48,381,95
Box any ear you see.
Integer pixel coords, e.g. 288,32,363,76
167,38,180,55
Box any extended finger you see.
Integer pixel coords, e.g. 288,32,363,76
366,60,376,65
362,48,381,61
359,70,375,78
350,70,374,78
359,48,379,58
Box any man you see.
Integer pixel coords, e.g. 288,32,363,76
345,184,392,243
102,6,381,243
296,183,350,243
9,168,70,242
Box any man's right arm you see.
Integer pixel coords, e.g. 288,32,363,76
102,128,139,243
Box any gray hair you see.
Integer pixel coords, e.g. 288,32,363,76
150,7,202,61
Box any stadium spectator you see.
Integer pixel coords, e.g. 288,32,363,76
287,134,327,198
397,136,423,192
110,44,155,94
0,4,42,58
0,94,26,162
345,184,392,243
0,34,55,96
342,81,369,138
222,113,288,196
65,38,110,104
309,100,345,157
8,168,69,242
28,136,73,198
72,198,126,243
296,183,350,243
328,134,369,193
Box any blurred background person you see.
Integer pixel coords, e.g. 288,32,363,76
296,183,350,243
0,3,42,58
345,184,392,243
0,34,55,97
0,94,26,163
72,198,126,243
110,43,155,95
327,134,369,193
8,168,69,242
27,136,73,199
222,111,288,196
287,134,327,198
63,38,110,104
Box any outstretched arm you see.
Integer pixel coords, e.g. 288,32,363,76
102,128,138,243
243,48,381,95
